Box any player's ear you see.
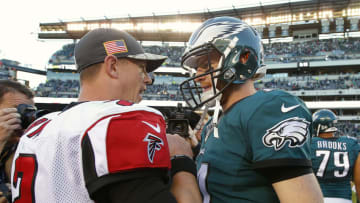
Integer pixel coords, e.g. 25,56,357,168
104,55,119,79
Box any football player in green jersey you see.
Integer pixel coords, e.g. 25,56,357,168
311,109,360,203
180,16,323,203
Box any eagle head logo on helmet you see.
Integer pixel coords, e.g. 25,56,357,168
180,16,266,110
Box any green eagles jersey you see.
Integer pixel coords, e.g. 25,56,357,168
196,90,313,203
311,135,360,200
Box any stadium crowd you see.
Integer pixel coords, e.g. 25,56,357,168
35,79,79,98
264,37,360,63
257,75,360,91
35,74,360,98
0,61,13,80
336,121,360,138
33,74,360,139
0,67,10,80
143,45,185,67
45,37,360,67
48,43,76,65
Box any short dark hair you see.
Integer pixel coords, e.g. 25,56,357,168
79,63,102,83
0,80,34,104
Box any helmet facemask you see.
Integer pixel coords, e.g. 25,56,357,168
180,44,234,110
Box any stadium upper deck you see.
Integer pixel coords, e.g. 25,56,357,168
39,0,360,42
39,0,360,41
34,0,360,138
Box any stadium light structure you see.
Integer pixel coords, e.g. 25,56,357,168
344,8,360,17
38,1,360,41
66,21,202,33
57,11,345,33
244,17,265,26
256,10,334,25
49,7,360,35
111,23,134,30
297,61,310,68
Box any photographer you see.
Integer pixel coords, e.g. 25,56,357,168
0,79,35,203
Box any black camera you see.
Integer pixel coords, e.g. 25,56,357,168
16,104,50,129
160,103,200,138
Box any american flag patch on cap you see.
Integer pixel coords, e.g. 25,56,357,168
103,40,128,55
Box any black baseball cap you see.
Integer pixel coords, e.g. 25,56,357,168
74,28,167,73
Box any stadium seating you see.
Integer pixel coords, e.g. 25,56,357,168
47,38,360,67
336,121,360,139
35,79,79,98
48,44,76,65
38,38,360,139
143,46,185,67
263,38,360,63
33,75,360,138
0,66,11,80
256,74,360,91
35,73,360,100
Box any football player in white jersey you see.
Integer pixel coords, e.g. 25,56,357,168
11,28,201,203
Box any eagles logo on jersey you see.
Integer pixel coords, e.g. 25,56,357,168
143,133,164,163
262,117,310,151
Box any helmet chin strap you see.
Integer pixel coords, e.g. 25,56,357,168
208,55,225,139
211,37,239,139
212,98,221,138
193,105,209,137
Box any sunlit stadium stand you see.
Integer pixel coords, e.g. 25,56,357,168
34,72,360,99
39,37,360,102
35,0,360,139
35,67,79,98
264,38,360,64
0,63,11,80
36,42,360,139
48,43,75,65
43,37,360,67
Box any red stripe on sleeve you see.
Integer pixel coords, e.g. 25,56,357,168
106,111,170,173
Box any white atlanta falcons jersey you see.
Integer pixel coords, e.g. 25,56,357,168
11,100,171,203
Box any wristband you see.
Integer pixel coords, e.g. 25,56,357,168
170,155,197,178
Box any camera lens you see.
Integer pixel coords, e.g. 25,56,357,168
17,104,36,128
16,104,49,129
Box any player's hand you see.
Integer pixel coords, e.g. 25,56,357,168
166,133,193,158
194,126,203,142
0,108,21,144
186,127,199,148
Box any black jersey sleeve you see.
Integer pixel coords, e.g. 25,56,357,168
255,165,314,184
91,169,177,203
